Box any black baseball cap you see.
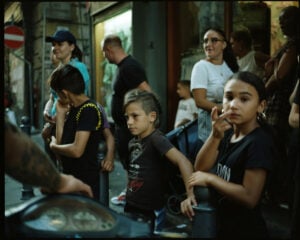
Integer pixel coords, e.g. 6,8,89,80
45,30,76,44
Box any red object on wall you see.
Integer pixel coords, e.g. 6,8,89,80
4,25,25,49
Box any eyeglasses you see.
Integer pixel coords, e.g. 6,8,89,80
203,37,224,44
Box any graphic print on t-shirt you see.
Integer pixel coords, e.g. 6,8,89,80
217,163,231,181
128,140,144,192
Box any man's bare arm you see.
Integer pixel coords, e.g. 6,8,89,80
5,119,93,197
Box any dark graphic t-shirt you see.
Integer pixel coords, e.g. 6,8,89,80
126,130,173,210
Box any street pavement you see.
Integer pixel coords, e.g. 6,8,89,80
5,132,291,238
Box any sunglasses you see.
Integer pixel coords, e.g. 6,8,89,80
203,37,224,44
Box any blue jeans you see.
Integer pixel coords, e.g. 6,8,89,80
154,207,166,233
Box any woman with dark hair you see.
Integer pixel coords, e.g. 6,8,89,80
183,71,275,238
44,30,90,120
191,27,239,147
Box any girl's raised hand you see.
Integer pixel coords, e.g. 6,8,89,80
211,106,232,139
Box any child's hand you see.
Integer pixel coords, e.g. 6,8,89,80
211,106,232,139
56,100,70,116
44,112,56,124
49,136,57,149
188,171,212,187
100,158,114,172
180,192,197,221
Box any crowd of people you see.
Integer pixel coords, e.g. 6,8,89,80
5,5,299,239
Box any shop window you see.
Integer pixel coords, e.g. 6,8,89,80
233,1,299,56
180,1,226,81
233,2,270,55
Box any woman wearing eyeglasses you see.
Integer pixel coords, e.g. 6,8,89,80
191,27,239,147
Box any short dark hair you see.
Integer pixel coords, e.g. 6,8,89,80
231,30,252,50
103,34,123,48
178,80,191,88
50,64,85,95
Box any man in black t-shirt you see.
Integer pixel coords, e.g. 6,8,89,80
102,34,151,205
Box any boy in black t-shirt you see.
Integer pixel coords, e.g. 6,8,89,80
49,64,114,199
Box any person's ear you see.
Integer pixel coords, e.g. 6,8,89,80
149,111,157,123
70,43,75,51
222,40,227,50
61,89,69,99
258,99,267,114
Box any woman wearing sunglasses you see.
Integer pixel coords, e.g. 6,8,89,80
191,27,239,149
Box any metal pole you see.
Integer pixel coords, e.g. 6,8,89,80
100,168,109,206
98,142,109,206
19,116,35,200
40,3,47,129
191,186,217,238
11,51,34,130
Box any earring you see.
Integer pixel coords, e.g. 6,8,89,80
257,112,266,122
